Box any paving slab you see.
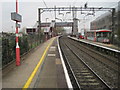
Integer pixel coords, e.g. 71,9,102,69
34,37,67,88
2,37,68,89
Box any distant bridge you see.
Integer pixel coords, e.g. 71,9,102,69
41,22,73,27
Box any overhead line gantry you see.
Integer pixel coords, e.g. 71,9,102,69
38,6,115,44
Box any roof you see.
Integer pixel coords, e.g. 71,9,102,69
87,29,112,32
91,5,118,23
26,27,36,29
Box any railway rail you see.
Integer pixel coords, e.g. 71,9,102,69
68,37,119,88
68,37,119,74
60,37,117,90
69,36,120,59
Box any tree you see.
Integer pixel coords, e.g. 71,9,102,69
56,27,65,34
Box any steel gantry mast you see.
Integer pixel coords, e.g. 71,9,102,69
38,6,116,44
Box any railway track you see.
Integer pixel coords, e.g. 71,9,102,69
69,37,119,66
68,37,119,74
59,36,113,90
66,37,119,88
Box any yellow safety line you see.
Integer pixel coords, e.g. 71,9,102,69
22,38,55,89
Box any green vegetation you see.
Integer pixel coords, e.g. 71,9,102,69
2,32,45,67
56,27,65,34
117,28,120,40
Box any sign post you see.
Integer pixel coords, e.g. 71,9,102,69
16,0,20,66
11,0,22,66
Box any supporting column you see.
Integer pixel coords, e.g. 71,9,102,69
72,7,78,36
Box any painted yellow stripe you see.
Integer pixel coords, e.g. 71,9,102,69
22,38,55,89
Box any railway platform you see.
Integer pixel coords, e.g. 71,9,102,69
2,37,69,89
2,35,119,89
69,36,120,51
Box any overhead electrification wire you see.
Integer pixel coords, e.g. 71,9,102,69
41,0,53,19
42,0,48,8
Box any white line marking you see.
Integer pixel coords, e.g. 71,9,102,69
57,36,73,89
48,54,56,56
50,46,56,49
49,46,56,51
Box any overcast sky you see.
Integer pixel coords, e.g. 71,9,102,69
0,0,119,33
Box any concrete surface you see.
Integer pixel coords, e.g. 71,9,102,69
2,37,67,89
34,38,67,88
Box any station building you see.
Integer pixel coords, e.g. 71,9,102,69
90,2,119,34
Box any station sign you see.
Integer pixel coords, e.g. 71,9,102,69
11,12,22,22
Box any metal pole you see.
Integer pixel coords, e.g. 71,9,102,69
94,22,97,42
54,6,56,37
38,8,41,33
118,2,120,40
72,23,73,35
83,17,87,39
16,0,20,66
111,8,115,44
84,24,86,39
45,18,48,40
38,8,41,42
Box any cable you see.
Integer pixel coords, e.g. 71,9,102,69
42,0,48,8
62,0,72,22
41,0,53,20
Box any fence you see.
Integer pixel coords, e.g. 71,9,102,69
2,32,45,67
